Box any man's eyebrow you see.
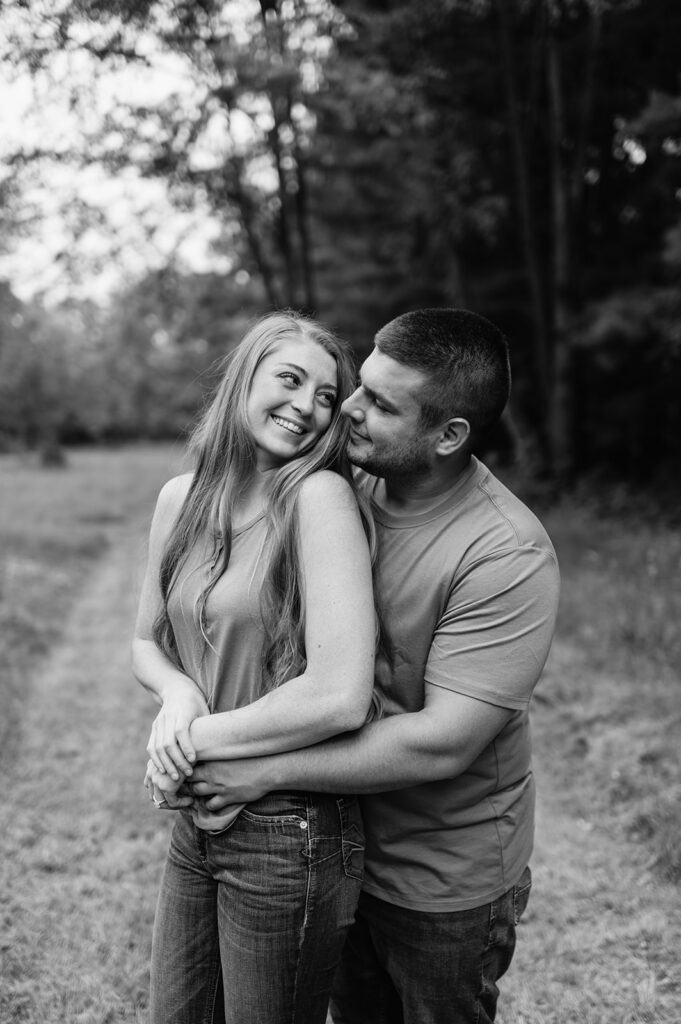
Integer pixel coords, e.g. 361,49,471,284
359,378,398,412
276,362,338,390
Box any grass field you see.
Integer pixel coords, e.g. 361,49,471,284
497,496,681,1024
0,445,185,1024
0,446,679,1023
0,444,186,765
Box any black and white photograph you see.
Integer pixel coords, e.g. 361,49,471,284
1,2,679,1022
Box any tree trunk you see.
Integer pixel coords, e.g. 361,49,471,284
571,0,602,207
228,172,283,309
265,6,298,308
547,14,574,483
495,0,551,467
291,133,317,314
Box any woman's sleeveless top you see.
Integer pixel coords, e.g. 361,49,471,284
167,512,269,713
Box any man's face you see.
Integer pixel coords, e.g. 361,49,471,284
341,347,438,477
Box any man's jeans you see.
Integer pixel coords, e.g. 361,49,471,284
330,866,532,1024
150,792,364,1024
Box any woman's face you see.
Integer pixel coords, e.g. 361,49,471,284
246,337,339,470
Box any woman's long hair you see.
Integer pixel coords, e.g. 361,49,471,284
152,310,377,697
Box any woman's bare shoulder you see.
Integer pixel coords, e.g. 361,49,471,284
155,473,194,519
297,470,358,517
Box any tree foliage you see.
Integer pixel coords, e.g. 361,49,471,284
1,0,680,483
312,0,681,479
1,0,344,310
0,270,264,450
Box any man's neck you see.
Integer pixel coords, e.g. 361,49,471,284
380,454,473,513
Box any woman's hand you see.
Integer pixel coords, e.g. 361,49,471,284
144,759,194,810
146,686,211,782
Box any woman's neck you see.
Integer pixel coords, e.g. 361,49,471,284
230,471,272,528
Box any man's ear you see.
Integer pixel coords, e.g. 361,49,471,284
434,417,471,456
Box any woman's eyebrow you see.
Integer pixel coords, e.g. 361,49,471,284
276,362,338,390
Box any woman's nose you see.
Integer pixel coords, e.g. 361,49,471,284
291,387,315,416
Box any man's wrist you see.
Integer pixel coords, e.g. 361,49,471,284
265,750,305,793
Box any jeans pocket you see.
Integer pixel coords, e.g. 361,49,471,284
235,792,308,829
338,798,365,882
513,867,532,925
239,809,306,826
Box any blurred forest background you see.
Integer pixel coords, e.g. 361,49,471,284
1,0,680,497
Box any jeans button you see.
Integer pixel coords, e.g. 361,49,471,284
300,820,308,830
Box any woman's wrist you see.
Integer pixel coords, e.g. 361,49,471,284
158,670,202,705
189,713,233,760
188,715,210,759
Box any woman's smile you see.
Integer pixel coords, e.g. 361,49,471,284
246,337,338,470
271,414,306,435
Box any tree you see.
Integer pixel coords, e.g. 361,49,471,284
315,0,681,479
2,0,680,480
0,0,346,313
0,284,73,456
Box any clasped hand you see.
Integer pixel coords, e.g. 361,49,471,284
144,687,209,810
144,687,272,822
145,758,194,809
144,756,271,823
146,687,210,781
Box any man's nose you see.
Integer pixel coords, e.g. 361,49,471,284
341,387,364,419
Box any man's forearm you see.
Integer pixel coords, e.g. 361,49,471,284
189,717,434,809
257,713,461,795
190,690,512,811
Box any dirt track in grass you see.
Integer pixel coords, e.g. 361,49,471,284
0,511,175,1023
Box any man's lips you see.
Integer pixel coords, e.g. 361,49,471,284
349,427,370,442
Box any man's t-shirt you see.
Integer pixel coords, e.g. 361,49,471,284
357,457,560,912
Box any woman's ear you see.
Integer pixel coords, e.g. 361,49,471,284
434,417,471,456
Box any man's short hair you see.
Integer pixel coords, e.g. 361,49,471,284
374,308,511,437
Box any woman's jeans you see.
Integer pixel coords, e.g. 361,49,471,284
149,792,364,1024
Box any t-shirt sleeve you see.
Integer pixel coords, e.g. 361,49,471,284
424,543,560,709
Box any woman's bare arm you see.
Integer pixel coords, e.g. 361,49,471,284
132,473,210,780
188,471,376,760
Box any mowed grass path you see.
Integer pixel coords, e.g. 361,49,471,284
1,448,680,1023
0,446,182,1023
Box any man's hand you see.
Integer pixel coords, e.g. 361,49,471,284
183,757,273,811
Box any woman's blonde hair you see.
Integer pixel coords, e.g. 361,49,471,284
153,310,376,695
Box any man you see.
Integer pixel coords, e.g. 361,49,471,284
183,308,560,1023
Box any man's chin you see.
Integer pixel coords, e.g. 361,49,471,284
346,444,432,479
346,441,372,468
347,449,384,476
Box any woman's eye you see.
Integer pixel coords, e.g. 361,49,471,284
279,371,299,385
317,392,336,407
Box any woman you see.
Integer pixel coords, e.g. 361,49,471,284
133,311,377,1024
